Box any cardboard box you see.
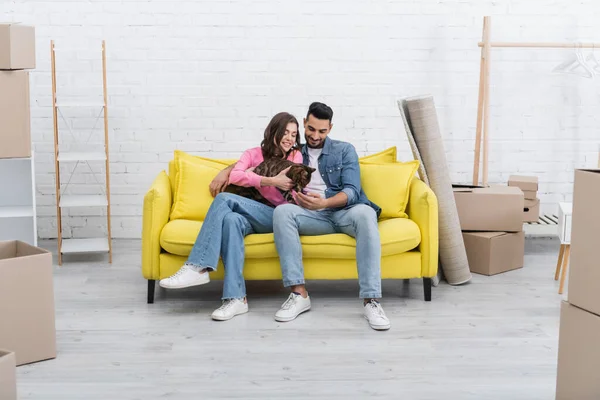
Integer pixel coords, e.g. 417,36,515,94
567,169,600,316
556,302,600,399
0,23,36,70
453,185,524,232
0,350,17,400
523,198,540,222
522,189,537,200
508,175,538,198
462,231,524,275
0,70,31,159
0,241,56,366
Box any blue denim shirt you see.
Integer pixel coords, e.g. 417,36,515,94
301,138,381,217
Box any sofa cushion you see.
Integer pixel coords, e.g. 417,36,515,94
170,157,223,221
360,160,419,219
359,146,397,164
160,217,421,260
169,150,237,216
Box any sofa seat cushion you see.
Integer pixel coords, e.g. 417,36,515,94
160,217,421,260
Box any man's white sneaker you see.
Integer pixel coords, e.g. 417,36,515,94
364,299,391,331
274,292,311,322
158,264,210,289
211,299,248,321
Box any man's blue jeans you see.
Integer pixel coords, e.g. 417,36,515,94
186,193,275,299
273,203,382,299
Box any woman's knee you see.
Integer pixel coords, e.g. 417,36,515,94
215,192,234,203
222,212,244,226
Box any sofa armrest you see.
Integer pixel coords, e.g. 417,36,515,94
405,177,439,278
142,171,172,280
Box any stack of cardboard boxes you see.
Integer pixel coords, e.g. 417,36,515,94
555,169,600,399
453,185,525,276
0,23,56,400
0,23,36,159
508,175,540,222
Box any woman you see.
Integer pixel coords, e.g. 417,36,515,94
159,112,302,321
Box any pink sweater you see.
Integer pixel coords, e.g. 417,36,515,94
229,147,303,206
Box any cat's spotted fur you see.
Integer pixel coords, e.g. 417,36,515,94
225,157,315,207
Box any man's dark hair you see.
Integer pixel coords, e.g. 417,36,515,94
306,102,333,122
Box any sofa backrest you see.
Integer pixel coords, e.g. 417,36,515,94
168,147,400,198
168,159,176,195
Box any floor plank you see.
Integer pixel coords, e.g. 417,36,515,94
15,238,564,400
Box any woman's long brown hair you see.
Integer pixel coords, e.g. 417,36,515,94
261,112,301,159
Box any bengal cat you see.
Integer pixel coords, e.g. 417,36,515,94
224,158,315,207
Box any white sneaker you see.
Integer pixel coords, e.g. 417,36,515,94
211,299,249,321
274,292,311,322
364,300,391,331
158,264,210,289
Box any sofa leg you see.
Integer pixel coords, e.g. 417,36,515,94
147,280,156,304
423,278,432,302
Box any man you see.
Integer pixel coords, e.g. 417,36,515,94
272,102,389,331
211,102,390,331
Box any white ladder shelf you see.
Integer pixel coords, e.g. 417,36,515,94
51,40,112,264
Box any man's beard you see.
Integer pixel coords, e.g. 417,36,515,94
305,135,324,149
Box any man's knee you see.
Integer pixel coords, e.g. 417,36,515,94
273,204,300,222
350,204,377,225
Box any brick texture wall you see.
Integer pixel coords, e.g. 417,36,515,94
5,0,600,238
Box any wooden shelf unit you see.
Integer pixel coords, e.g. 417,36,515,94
51,40,112,265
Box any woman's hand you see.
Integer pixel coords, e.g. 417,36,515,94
262,167,294,190
209,168,232,197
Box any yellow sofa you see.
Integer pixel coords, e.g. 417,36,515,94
141,150,439,304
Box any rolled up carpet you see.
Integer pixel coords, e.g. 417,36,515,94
398,99,443,287
398,100,429,185
398,95,471,285
399,99,441,287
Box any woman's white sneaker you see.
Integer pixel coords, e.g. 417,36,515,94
158,264,210,289
211,299,249,321
274,292,311,322
364,299,391,330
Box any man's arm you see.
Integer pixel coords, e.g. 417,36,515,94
296,143,361,210
338,143,361,206
209,163,235,197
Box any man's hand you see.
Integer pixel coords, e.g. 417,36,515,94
263,167,294,191
209,169,231,197
294,192,328,210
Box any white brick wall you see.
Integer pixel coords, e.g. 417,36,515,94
5,0,600,238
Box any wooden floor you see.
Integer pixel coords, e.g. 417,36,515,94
16,238,564,400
